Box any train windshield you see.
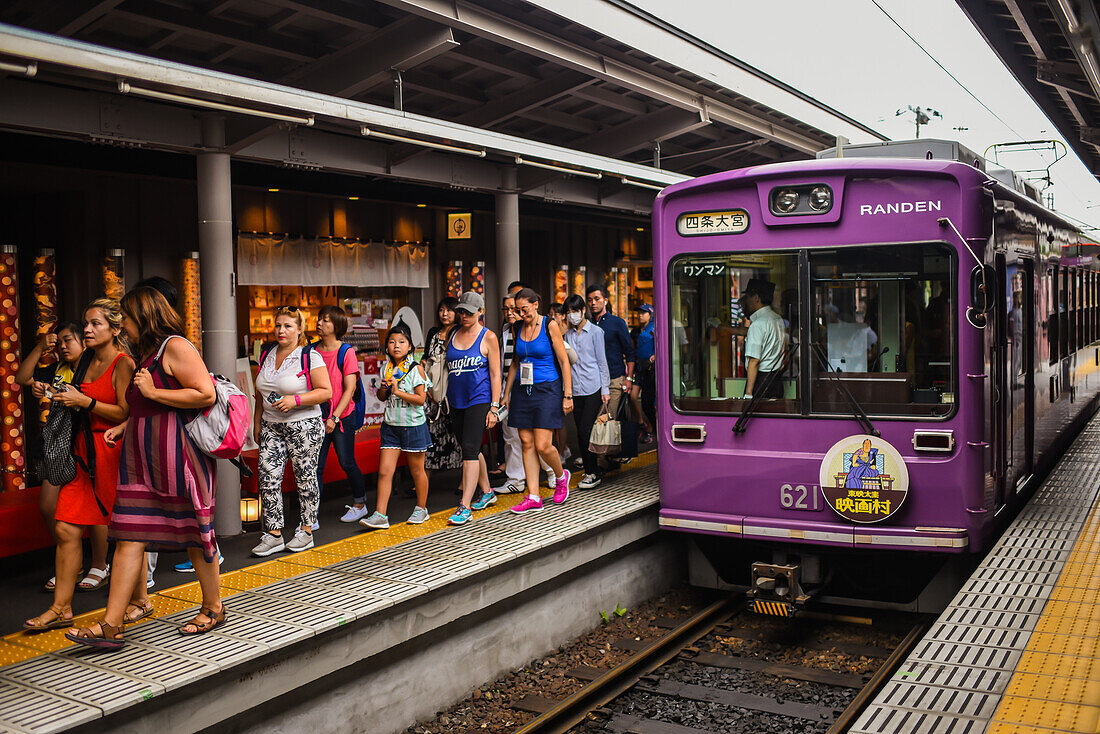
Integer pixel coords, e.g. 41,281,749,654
668,243,956,419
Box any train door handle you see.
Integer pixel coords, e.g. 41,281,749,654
966,441,990,448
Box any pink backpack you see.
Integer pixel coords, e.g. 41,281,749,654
153,337,253,476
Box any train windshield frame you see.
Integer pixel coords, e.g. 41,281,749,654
668,242,958,420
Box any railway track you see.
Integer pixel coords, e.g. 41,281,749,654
512,599,926,734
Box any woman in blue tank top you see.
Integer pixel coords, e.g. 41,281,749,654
444,291,501,526
503,288,574,514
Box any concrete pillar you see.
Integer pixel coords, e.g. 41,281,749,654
495,166,520,325
197,114,242,537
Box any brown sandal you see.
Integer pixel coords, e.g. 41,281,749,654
64,620,125,651
123,600,154,624
23,605,73,632
178,606,227,636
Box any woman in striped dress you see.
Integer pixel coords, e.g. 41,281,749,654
66,285,222,650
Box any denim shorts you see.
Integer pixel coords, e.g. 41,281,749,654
380,421,432,452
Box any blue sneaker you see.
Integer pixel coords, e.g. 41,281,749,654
174,555,223,573
447,505,473,525
471,491,497,511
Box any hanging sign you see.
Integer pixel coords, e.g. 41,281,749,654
818,434,910,523
448,212,472,240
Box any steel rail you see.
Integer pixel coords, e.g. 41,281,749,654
826,621,929,734
512,597,739,734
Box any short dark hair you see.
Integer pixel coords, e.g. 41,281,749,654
548,302,565,316
514,287,541,307
134,276,178,309
385,322,412,344
585,284,607,299
563,294,586,313
54,321,82,337
318,304,348,338
507,280,530,293
438,296,459,312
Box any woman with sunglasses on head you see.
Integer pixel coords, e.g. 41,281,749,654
250,306,332,556
423,297,463,475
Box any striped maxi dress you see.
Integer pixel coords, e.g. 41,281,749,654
109,339,218,561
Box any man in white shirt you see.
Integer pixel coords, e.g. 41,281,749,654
733,278,787,399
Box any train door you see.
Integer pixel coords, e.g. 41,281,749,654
1009,259,1034,487
992,254,1008,508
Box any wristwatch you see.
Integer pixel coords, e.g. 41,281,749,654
564,395,573,400
491,401,502,409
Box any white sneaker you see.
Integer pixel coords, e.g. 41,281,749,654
578,473,602,490
492,479,525,494
546,472,558,489
251,532,285,557
285,528,315,552
340,505,371,523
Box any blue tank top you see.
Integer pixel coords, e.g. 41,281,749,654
446,327,491,408
515,317,559,384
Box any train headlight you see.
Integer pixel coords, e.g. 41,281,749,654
809,186,832,211
774,189,799,213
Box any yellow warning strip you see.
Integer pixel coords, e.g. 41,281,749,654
988,488,1100,734
0,451,656,668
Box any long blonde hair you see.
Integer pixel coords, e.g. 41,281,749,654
275,306,309,347
84,297,128,353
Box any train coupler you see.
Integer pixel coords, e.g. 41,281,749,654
747,562,814,616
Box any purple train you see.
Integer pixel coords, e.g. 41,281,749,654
653,140,1099,614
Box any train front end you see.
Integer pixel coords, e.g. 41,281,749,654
653,158,993,613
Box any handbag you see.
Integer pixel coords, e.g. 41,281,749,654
39,350,94,487
589,404,621,455
616,394,640,460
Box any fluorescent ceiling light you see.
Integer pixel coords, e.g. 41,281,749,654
361,126,486,157
117,80,313,125
514,156,602,179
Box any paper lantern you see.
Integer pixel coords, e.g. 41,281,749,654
469,261,485,295
617,268,628,316
554,266,568,304
573,266,586,297
445,260,463,298
32,249,57,425
180,252,203,355
0,246,24,491
103,249,125,300
240,497,261,525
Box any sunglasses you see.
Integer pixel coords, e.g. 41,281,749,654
276,305,300,314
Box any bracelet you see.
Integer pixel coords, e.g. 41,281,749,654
87,398,97,412
294,395,301,406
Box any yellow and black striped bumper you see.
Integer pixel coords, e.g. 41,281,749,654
751,599,795,617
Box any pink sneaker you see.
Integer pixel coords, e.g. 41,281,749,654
511,495,544,514
553,470,571,504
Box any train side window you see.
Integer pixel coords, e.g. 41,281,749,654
1038,266,1050,365
1061,266,1070,359
1049,264,1060,364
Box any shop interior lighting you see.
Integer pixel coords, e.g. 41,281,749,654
0,60,36,77
360,126,486,157
417,203,427,207
514,156,602,179
620,177,664,191
348,196,359,200
116,80,314,126
267,188,280,192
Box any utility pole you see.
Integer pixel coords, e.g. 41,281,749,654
896,105,941,138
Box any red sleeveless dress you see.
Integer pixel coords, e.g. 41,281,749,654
55,353,129,527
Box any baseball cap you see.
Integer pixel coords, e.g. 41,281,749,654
637,303,654,314
455,291,485,313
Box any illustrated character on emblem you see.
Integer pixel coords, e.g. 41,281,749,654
844,438,879,489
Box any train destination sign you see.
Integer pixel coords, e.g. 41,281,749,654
677,209,749,236
818,435,910,523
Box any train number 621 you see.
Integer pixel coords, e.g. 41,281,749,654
779,484,821,511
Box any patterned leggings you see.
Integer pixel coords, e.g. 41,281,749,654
259,417,324,532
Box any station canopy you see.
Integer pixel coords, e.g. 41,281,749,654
958,0,1100,180
0,0,884,211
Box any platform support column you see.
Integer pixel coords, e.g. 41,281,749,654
197,114,241,537
495,167,520,316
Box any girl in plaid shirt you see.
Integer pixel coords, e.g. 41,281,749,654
360,325,433,530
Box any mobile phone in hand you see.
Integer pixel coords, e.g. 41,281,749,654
266,391,282,405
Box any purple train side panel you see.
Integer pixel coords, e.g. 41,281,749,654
652,145,1099,612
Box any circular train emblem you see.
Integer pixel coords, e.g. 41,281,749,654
818,435,909,524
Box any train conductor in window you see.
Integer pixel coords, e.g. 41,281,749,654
731,278,787,399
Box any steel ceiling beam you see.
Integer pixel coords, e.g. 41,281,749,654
451,70,594,128
574,106,710,157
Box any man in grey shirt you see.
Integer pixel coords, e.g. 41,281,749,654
562,294,610,489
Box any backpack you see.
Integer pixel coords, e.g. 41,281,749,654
39,350,94,489
318,343,367,432
155,336,254,478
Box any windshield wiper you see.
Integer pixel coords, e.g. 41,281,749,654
810,342,879,437
733,341,798,434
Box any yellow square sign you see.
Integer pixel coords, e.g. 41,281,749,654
447,212,471,240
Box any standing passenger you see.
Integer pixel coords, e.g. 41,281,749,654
314,305,369,524
562,295,609,490
492,291,526,495
632,303,657,440
423,298,463,475
445,292,501,526
504,289,573,513
24,301,135,631
65,286,220,648
360,325,432,529
732,279,786,399
586,285,635,425
250,306,333,556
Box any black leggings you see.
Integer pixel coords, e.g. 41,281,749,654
449,403,490,461
572,392,604,476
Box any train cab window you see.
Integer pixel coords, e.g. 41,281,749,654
1060,267,1069,359
1049,264,1059,365
808,243,955,418
669,251,800,414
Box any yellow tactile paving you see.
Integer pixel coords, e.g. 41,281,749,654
991,484,1100,733
988,723,1083,734
0,452,656,671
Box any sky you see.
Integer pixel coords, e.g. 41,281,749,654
628,0,1100,231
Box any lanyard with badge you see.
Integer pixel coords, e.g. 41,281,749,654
519,320,537,388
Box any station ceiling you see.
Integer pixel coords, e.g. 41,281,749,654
0,0,879,184
958,0,1100,180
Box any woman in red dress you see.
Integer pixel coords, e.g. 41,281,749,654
24,299,136,631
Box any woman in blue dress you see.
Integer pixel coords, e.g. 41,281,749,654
844,439,879,489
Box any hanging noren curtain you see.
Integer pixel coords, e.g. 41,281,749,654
236,234,429,288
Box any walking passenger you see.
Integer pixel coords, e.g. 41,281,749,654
250,306,333,556
24,301,135,631
492,290,526,495
361,325,432,529
16,321,109,591
632,303,657,440
66,285,221,648
445,291,501,526
423,298,463,475
562,295,610,490
504,288,574,513
314,305,369,524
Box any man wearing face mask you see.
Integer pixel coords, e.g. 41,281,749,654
562,295,610,489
